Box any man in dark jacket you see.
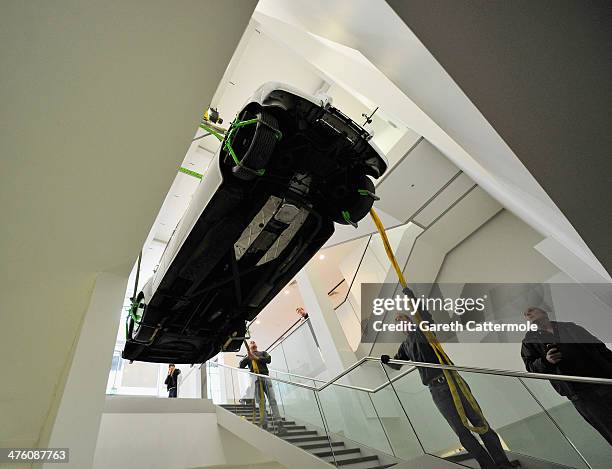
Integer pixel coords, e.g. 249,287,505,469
522,307,612,444
164,364,181,398
382,290,514,469
239,340,284,433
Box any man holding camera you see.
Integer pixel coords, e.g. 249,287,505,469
521,307,612,444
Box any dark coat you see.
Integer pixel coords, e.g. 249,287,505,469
164,369,181,390
239,351,272,376
391,308,445,385
521,321,612,396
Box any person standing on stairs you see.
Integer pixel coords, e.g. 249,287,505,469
382,297,516,469
239,340,286,434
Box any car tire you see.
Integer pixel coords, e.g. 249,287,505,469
335,175,376,225
229,109,278,181
128,292,152,343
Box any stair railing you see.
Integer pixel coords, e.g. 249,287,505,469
216,356,612,393
210,357,612,469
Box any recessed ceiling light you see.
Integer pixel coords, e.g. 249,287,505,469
255,320,261,325
284,290,290,295
319,254,325,260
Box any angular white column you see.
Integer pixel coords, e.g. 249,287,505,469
296,264,357,377
298,264,398,454
43,272,128,469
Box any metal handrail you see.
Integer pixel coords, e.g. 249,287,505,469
332,234,372,312
211,356,612,395
265,362,419,394
266,317,310,353
213,357,373,392
384,358,612,385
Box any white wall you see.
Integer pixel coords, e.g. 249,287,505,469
93,414,279,469
436,210,558,284
297,265,357,376
334,224,422,351
1,1,258,450
434,210,560,371
43,273,128,469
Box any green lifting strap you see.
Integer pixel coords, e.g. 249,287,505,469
199,121,225,141
179,167,203,179
224,116,282,177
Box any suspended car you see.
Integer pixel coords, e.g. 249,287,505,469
122,82,387,363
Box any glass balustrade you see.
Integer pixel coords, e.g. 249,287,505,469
318,381,395,456
519,376,612,469
266,317,327,381
386,364,598,469
207,358,611,469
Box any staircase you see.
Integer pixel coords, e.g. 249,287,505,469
220,404,397,468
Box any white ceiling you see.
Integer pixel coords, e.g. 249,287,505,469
0,0,257,447
215,25,327,121
243,280,305,352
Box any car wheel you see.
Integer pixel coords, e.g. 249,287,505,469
335,175,376,225
128,292,149,342
228,109,279,181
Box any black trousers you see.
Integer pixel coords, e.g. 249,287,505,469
430,381,510,469
571,386,612,445
168,387,177,398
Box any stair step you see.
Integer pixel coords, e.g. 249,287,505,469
334,455,378,466
228,407,265,410
241,418,296,426
313,448,361,458
223,404,390,467
281,430,318,436
224,407,275,413
237,415,295,423
239,419,295,428
225,408,274,414
365,465,396,469
232,410,272,415
244,418,295,426
445,452,473,462
299,442,345,450
283,435,330,443
231,411,288,421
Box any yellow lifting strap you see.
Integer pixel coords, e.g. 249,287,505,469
369,208,489,434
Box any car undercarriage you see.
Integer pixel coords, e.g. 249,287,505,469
122,85,386,364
